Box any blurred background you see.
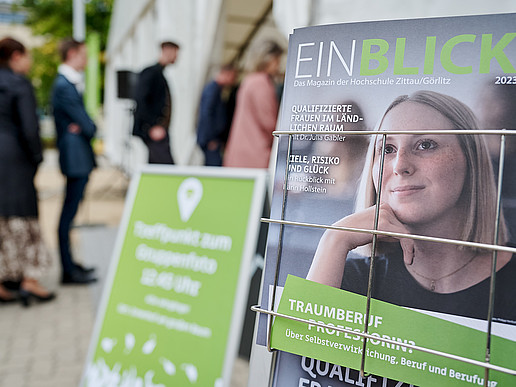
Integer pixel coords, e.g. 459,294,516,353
4,0,516,173
1,1,516,387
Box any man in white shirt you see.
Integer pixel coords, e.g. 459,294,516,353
51,38,97,284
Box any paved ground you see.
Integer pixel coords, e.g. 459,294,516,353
0,150,250,387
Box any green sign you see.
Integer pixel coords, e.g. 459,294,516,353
82,166,266,387
271,275,516,386
85,32,100,119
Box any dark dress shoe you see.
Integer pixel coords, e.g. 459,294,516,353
61,270,98,285
74,263,96,274
19,289,56,307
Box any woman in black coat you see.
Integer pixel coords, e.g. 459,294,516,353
0,37,54,305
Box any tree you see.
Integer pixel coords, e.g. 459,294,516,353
16,0,113,110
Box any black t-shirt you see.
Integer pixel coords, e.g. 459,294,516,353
342,248,516,325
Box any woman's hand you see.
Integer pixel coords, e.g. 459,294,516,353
307,203,413,287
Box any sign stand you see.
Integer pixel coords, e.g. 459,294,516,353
81,165,266,387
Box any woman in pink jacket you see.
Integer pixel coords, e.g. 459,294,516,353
223,40,284,168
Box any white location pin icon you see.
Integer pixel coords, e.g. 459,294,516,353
177,178,203,222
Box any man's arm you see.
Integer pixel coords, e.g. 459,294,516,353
54,81,96,139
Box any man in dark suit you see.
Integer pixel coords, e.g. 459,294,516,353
132,41,179,164
51,38,97,284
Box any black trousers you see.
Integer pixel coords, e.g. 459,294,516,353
144,137,174,164
58,175,88,275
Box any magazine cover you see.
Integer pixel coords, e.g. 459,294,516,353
256,13,516,386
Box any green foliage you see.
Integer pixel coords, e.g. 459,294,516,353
19,0,113,109
29,40,59,114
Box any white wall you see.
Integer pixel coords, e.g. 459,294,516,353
274,0,516,37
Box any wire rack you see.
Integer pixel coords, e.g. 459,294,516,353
253,128,516,386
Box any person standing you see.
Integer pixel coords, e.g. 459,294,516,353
132,41,180,164
223,40,283,169
51,38,97,284
0,37,55,305
196,64,237,166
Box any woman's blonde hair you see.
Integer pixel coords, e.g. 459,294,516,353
246,40,283,72
355,90,507,254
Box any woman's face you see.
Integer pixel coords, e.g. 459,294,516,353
372,101,467,226
265,55,281,76
10,51,31,75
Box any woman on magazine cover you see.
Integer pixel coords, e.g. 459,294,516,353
307,90,516,322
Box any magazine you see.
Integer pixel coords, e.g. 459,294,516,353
257,12,516,386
